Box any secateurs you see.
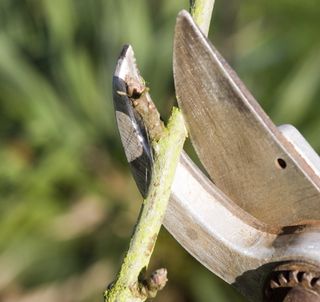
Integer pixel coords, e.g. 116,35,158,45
113,10,320,302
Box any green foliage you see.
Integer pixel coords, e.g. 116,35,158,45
0,1,319,301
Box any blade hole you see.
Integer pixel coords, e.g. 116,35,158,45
276,158,287,169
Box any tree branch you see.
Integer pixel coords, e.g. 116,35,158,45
190,0,216,36
105,108,187,302
105,1,215,301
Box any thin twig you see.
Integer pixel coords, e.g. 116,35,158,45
105,108,186,302
190,0,216,36
105,1,215,301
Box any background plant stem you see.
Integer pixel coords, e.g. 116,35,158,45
190,0,215,36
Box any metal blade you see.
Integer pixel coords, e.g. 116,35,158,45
113,45,153,198
173,10,320,226
166,151,320,302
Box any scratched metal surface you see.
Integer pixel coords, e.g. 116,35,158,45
165,151,320,302
173,11,320,227
113,45,153,198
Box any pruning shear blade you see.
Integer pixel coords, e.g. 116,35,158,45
173,10,320,226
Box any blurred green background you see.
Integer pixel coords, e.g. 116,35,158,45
0,0,320,301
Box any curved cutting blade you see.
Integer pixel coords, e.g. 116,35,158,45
113,45,153,198
173,10,320,226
